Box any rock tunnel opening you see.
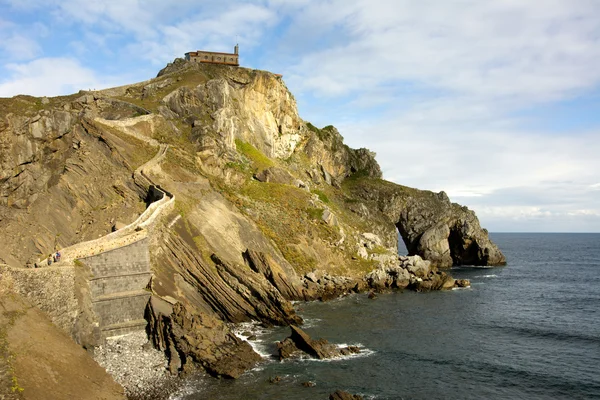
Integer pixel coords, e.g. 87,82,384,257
396,226,409,256
448,225,481,266
395,223,416,257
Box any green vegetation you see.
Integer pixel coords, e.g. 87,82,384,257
311,189,330,204
235,139,274,172
282,245,318,274
368,245,389,255
306,207,324,220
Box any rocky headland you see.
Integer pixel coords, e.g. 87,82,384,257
0,59,505,397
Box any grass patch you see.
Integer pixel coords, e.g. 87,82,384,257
368,245,389,255
311,189,330,204
235,139,274,172
282,245,318,275
306,207,324,220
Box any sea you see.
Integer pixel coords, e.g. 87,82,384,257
172,233,600,399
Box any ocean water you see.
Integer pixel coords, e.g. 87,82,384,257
173,233,600,399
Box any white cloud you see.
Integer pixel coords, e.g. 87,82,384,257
284,0,600,104
0,34,41,60
134,3,277,65
0,57,128,97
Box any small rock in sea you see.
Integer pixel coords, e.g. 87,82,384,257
339,346,361,356
329,390,364,400
247,335,257,341
242,331,252,337
367,290,377,300
269,376,282,384
302,381,316,387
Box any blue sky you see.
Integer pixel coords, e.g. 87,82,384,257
1,0,600,232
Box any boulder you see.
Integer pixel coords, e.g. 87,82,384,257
276,325,360,360
321,208,338,226
329,390,364,400
455,279,470,288
298,271,359,301
399,255,432,278
254,167,295,185
365,265,411,290
276,337,301,360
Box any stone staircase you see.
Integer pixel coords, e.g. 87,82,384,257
10,132,176,342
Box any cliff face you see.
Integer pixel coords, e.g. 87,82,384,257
0,60,505,380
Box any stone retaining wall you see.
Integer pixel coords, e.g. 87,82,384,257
1,265,79,337
78,237,152,341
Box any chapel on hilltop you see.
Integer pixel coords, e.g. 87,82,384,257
185,44,239,66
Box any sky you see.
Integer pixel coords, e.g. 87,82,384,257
1,0,599,232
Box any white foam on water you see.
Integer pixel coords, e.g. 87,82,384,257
168,376,207,400
452,285,472,290
300,318,322,328
474,274,498,278
296,344,376,363
231,322,274,359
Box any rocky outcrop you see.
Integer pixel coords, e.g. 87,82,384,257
276,325,360,360
155,231,302,327
244,249,305,301
160,64,304,160
364,255,469,291
146,297,261,378
348,180,505,268
299,270,364,301
253,166,296,185
301,125,382,184
330,390,364,400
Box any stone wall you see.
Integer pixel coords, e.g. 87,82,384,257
1,265,79,338
185,51,239,66
79,237,152,341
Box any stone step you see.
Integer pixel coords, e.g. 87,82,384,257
94,289,150,302
89,270,152,281
101,319,148,339
90,274,151,298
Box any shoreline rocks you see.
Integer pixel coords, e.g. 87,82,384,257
276,325,360,360
365,255,470,292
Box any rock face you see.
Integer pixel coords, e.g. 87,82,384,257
160,62,304,160
146,297,261,378
348,180,506,268
276,325,360,360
